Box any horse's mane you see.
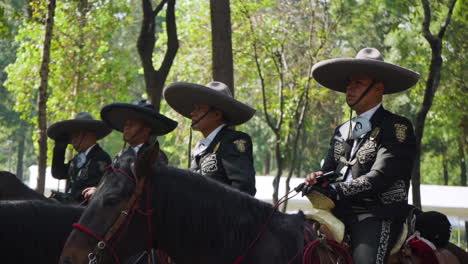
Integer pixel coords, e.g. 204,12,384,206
0,170,49,201
0,200,83,262
152,165,304,258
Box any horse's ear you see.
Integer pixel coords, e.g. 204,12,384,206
134,141,160,180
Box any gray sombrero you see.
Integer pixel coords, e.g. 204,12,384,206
47,112,112,140
163,81,256,126
100,100,178,136
312,48,420,94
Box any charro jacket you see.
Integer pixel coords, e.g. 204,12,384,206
190,127,256,196
52,143,111,203
321,107,416,220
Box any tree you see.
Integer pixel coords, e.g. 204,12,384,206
210,0,234,93
411,0,458,208
137,0,178,112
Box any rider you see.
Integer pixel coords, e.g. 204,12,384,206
82,100,178,199
303,48,419,264
164,81,257,195
48,112,112,203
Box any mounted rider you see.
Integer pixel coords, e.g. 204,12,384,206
303,48,419,264
48,112,112,203
82,100,178,199
164,81,257,195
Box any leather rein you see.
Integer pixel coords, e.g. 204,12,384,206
72,166,155,264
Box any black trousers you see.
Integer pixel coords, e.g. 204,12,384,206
347,216,403,264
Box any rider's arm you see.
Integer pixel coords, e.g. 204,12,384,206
51,141,70,180
220,134,256,196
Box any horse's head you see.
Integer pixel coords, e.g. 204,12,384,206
60,143,160,264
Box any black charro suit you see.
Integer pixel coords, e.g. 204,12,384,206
320,106,416,264
190,127,256,196
52,144,111,203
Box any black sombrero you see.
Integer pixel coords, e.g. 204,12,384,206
100,100,178,136
47,112,111,140
163,81,256,126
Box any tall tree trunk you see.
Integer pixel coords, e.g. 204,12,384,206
442,154,449,185
36,0,56,194
137,0,178,112
263,152,271,175
15,123,26,181
209,0,234,94
272,136,283,204
459,136,467,186
412,0,457,208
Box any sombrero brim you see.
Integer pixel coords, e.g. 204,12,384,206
163,82,256,126
312,58,420,94
100,103,178,136
47,120,112,140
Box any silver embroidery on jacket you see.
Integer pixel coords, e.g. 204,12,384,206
334,140,345,162
201,154,218,174
379,180,407,204
339,177,372,196
376,219,392,264
357,140,377,164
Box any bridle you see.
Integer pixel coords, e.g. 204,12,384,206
72,166,155,264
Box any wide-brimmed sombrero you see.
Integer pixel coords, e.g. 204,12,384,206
312,48,420,94
163,81,256,126
100,100,178,136
47,112,112,141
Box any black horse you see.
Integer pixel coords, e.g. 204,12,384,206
0,171,50,201
0,200,83,264
60,146,350,264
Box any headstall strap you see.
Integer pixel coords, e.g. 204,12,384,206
73,167,151,264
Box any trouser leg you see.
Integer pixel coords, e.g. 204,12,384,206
348,216,403,264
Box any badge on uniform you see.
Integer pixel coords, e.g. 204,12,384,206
233,139,247,152
394,123,407,143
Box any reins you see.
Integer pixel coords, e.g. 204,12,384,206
233,189,301,264
72,165,155,264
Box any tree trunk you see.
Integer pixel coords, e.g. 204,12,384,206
412,0,457,208
442,153,449,185
137,0,178,112
36,0,56,194
272,136,283,204
15,123,26,181
263,152,271,175
459,136,467,186
209,0,234,94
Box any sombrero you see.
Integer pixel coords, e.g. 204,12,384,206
100,100,177,136
47,112,111,140
312,48,420,94
163,81,256,126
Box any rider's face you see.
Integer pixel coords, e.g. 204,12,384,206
345,75,383,114
123,119,151,146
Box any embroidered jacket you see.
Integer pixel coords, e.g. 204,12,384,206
321,107,416,220
191,127,256,195
52,144,111,203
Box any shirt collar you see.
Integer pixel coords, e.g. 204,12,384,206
83,144,96,157
132,143,144,155
199,124,226,147
358,103,382,120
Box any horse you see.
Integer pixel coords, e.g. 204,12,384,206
60,144,352,264
0,171,50,201
0,200,83,263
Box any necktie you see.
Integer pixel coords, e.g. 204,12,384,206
76,153,86,168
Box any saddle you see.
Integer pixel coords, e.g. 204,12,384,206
304,191,409,255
